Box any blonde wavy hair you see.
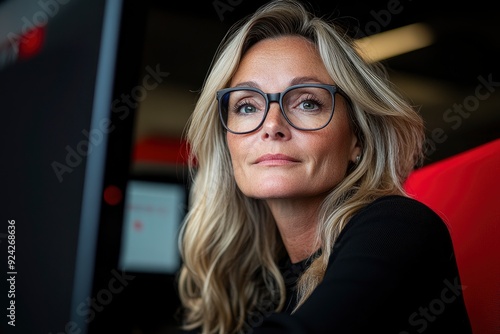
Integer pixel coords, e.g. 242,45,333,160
177,0,425,333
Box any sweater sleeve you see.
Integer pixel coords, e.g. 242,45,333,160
253,195,472,334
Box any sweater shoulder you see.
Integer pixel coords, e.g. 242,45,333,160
333,195,452,261
348,195,446,232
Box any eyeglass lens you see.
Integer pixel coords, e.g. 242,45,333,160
220,86,334,133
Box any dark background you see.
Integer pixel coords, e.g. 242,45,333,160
0,0,498,334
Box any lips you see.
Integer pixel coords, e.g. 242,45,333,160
254,153,300,164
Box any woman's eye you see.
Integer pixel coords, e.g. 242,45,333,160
237,104,258,114
300,100,318,110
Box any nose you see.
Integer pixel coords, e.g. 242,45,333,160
260,102,291,139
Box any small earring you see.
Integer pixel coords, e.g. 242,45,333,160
355,155,361,164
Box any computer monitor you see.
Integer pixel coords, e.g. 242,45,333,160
0,0,147,333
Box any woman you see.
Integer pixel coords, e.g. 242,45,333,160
176,0,472,333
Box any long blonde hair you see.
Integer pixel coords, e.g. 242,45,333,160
177,0,424,333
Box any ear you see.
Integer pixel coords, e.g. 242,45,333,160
349,134,362,164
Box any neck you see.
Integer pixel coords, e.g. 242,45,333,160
266,197,322,263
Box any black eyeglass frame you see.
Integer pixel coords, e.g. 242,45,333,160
216,83,350,134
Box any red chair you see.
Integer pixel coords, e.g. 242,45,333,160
404,138,500,334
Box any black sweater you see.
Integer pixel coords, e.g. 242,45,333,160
178,195,472,333
252,195,472,333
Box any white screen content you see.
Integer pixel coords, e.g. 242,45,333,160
119,180,186,274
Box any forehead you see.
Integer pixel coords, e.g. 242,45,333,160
231,36,334,88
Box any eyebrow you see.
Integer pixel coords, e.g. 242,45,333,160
233,81,260,88
232,76,329,89
290,76,326,85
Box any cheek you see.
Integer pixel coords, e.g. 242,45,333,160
226,137,254,194
314,143,348,174
312,128,355,173
226,135,245,173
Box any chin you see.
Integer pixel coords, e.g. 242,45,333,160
239,186,303,200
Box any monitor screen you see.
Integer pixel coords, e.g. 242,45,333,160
119,179,187,274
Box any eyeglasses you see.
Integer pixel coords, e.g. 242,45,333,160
216,83,349,134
